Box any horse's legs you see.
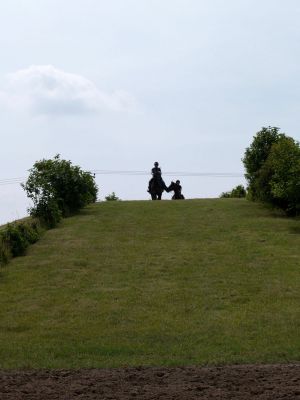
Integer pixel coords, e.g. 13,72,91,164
151,193,156,200
157,193,162,200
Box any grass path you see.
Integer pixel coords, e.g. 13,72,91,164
0,199,299,368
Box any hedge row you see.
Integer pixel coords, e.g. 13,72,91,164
0,219,43,267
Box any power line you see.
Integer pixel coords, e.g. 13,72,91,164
0,177,26,186
92,170,244,177
0,170,245,187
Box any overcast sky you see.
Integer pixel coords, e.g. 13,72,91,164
1,0,300,224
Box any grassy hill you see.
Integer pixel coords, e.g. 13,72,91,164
0,199,299,368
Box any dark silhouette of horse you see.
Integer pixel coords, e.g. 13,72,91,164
167,181,185,200
148,175,167,200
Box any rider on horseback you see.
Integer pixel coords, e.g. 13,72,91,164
148,162,166,192
152,162,161,177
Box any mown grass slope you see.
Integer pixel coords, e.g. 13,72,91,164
0,199,299,368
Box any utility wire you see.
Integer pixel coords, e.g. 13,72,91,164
91,170,244,177
0,177,26,186
0,170,245,187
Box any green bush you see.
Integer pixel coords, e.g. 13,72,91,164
18,219,41,245
243,127,300,215
22,155,98,227
105,192,120,201
1,155,98,267
242,126,285,201
265,137,300,215
0,219,42,261
3,223,29,256
30,196,62,228
220,185,246,198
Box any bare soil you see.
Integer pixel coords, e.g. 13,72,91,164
0,364,299,399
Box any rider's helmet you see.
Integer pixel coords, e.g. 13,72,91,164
176,180,180,184
154,161,159,166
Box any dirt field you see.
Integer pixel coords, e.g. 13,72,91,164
0,364,299,399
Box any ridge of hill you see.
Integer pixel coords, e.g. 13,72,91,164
0,199,299,368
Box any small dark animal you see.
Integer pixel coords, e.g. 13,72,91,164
167,181,185,200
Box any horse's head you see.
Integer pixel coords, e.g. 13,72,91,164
167,181,176,192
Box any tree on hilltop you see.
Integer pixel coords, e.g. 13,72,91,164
22,155,98,227
242,126,285,201
243,126,300,215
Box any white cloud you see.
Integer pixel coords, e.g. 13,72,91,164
0,65,136,115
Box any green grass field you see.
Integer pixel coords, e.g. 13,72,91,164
0,199,299,368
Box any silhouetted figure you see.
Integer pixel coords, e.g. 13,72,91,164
167,180,185,199
148,162,167,200
151,161,161,177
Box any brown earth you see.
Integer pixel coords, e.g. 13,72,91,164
0,364,299,399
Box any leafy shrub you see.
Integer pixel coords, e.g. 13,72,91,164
243,127,300,215
18,219,41,245
0,219,42,260
1,155,98,267
22,155,98,227
220,185,246,198
3,223,29,256
30,196,62,228
265,137,300,215
242,126,285,201
105,192,120,201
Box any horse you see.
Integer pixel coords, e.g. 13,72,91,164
167,181,185,200
148,175,167,200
